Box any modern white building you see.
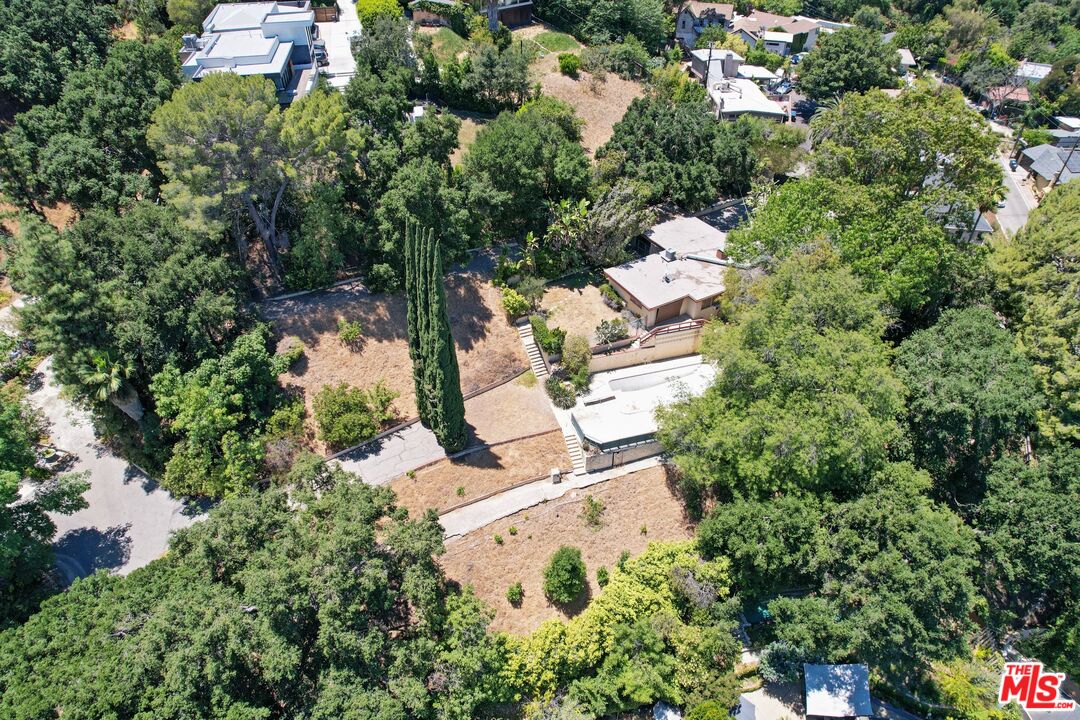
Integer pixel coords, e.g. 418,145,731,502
689,48,787,119
180,1,317,103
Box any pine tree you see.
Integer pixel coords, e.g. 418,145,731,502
404,223,468,452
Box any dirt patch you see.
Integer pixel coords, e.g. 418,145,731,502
449,111,491,167
39,202,76,230
540,275,624,344
392,429,568,516
112,21,139,40
465,378,558,445
440,464,695,635
264,265,527,447
531,52,644,155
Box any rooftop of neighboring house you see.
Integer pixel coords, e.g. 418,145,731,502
737,64,779,81
605,254,727,310
1015,60,1053,81
682,1,735,17
1054,116,1080,131
204,1,312,32
644,216,728,257
897,47,916,66
690,47,743,63
761,30,794,43
988,85,1031,103
804,664,873,719
708,76,786,117
185,30,294,76
1022,143,1080,183
732,12,820,36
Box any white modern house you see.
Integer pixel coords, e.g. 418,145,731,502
689,49,786,119
180,1,318,103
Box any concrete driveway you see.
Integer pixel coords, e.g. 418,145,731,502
316,0,361,89
333,421,444,486
997,155,1038,236
28,359,202,585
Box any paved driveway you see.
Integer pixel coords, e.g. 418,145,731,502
317,0,361,89
997,155,1038,236
29,359,202,585
333,421,445,486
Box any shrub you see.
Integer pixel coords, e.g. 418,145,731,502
543,546,587,604
545,375,577,409
758,641,812,684
687,701,729,720
518,275,547,309
594,318,629,345
570,364,590,393
507,581,524,606
579,36,650,79
561,334,592,378
337,318,363,348
598,282,624,310
580,495,606,528
356,0,402,28
596,566,609,587
366,263,400,293
530,314,566,355
617,550,631,570
494,534,504,545
312,381,398,450
509,525,519,535
502,287,530,318
264,397,307,440
273,336,305,373
558,52,581,77
456,485,465,496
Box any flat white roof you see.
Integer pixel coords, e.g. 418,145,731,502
205,1,311,31
761,30,794,42
571,356,715,448
691,47,744,62
804,664,873,718
708,77,786,117
897,47,915,66
737,64,779,80
645,216,727,257
1016,60,1052,80
606,254,726,310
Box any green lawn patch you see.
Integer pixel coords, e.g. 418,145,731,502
533,31,580,53
431,27,468,64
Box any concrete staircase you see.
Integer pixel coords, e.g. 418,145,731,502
563,429,587,475
516,321,549,379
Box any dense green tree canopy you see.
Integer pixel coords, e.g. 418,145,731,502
533,0,669,49
10,204,249,411
0,39,180,211
0,465,507,719
461,97,591,240
657,248,905,507
797,27,900,100
597,92,756,211
0,0,115,106
810,87,1002,210
896,307,1041,503
991,182,1080,444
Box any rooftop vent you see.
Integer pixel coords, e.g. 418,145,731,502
663,274,673,283
662,248,676,261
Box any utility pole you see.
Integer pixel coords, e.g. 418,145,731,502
1049,140,1078,190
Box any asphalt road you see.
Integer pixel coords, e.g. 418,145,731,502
997,155,1038,237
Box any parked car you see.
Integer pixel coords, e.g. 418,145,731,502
997,198,1008,208
1009,158,1019,171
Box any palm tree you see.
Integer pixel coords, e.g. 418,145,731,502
77,352,143,423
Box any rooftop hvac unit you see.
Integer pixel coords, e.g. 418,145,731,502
181,33,199,51
662,247,676,261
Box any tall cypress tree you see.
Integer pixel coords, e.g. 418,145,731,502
404,223,468,452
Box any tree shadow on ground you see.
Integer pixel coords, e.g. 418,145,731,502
445,271,494,353
52,524,133,584
448,444,507,472
552,583,593,619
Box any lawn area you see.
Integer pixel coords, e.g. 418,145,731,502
262,257,527,450
429,27,469,64
532,30,580,53
440,464,695,634
449,110,490,167
540,273,625,344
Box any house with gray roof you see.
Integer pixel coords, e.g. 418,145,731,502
180,1,317,103
1020,143,1080,192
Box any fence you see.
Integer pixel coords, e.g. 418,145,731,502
313,5,338,21
588,320,705,373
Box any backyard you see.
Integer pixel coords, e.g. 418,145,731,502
439,464,695,634
263,257,527,443
539,273,626,344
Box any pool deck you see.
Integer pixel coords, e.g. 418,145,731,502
570,355,715,449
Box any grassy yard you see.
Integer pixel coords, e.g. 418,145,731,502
430,27,469,64
532,30,580,53
449,111,490,166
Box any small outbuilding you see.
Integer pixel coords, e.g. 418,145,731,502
804,664,873,720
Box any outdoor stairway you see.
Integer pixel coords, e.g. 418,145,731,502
563,429,587,475
516,321,549,379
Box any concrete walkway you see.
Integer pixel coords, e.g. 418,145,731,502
28,359,201,585
439,455,661,538
333,421,444,485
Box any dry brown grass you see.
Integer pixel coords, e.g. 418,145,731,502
540,276,623,343
391,429,569,516
531,52,645,155
440,464,695,634
450,111,490,167
112,21,139,40
265,264,528,450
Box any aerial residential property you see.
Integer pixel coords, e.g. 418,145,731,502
1,0,1077,718
180,0,318,102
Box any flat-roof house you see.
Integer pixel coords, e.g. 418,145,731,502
676,1,735,48
605,217,730,328
181,1,317,103
1020,143,1079,192
1055,116,1080,132
897,47,916,72
804,664,873,720
1015,60,1053,83
690,48,786,118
